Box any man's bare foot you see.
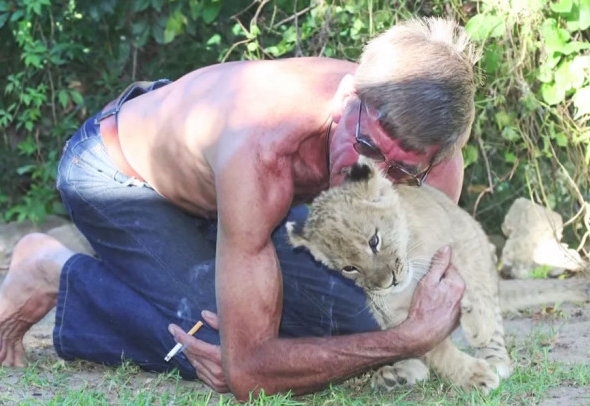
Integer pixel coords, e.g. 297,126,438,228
0,233,74,366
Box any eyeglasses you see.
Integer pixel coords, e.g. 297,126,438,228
353,101,432,186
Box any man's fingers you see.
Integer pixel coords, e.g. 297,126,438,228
187,339,228,393
444,263,462,282
167,322,228,393
421,245,452,284
433,245,452,271
444,266,466,294
201,310,219,330
167,323,186,343
193,349,229,393
197,366,230,393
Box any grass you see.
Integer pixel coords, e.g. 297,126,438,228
0,326,588,405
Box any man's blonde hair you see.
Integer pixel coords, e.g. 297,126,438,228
354,17,480,163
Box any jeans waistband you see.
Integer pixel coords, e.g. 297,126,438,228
94,79,172,123
92,79,172,180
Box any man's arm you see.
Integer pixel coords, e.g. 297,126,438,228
176,244,463,399
203,148,465,400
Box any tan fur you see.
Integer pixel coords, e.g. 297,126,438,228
500,197,587,278
498,278,589,313
287,159,511,392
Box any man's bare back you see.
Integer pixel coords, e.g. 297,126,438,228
118,58,356,217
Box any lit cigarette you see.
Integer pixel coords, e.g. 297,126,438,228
164,320,204,362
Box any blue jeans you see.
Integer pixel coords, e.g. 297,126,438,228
54,85,379,379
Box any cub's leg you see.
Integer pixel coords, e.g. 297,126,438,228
476,302,512,379
460,291,497,347
425,337,500,393
371,358,429,391
452,254,499,347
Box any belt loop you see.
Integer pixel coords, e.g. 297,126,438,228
94,81,146,124
94,104,120,124
95,80,172,125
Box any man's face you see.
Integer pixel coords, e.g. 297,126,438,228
328,98,439,187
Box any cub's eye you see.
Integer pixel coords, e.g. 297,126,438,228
341,265,359,274
368,231,380,254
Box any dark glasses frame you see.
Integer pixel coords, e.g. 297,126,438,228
353,101,432,186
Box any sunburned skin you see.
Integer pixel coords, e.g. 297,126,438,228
118,58,356,217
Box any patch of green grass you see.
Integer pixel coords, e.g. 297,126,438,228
2,326,589,405
299,326,590,406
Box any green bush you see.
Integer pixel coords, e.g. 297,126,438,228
461,0,589,254
0,0,248,221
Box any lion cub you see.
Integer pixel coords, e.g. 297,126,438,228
286,160,512,393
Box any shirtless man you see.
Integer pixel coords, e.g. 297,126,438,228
0,18,476,400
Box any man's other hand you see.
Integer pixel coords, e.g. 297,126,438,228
403,245,465,354
168,310,228,393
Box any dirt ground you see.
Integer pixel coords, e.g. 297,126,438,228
501,303,590,405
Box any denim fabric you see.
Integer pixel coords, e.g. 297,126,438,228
54,85,379,379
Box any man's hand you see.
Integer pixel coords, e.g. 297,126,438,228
168,310,228,392
402,245,465,355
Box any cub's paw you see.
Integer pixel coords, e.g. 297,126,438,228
371,359,429,391
477,347,513,379
488,357,513,380
460,359,500,393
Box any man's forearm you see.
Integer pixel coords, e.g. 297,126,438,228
224,322,427,400
223,248,464,400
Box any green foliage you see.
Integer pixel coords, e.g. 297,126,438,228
530,264,553,279
0,0,86,223
460,0,589,253
0,0,246,223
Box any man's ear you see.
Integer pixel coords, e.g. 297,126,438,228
329,74,356,124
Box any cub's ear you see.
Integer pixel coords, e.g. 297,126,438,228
346,156,376,182
285,221,307,248
346,156,393,202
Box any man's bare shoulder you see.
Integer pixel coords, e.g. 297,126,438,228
176,57,356,95
180,56,356,75
270,56,357,72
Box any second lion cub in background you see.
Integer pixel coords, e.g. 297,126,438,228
287,160,512,392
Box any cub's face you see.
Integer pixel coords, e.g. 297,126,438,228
287,161,412,294
334,217,411,294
